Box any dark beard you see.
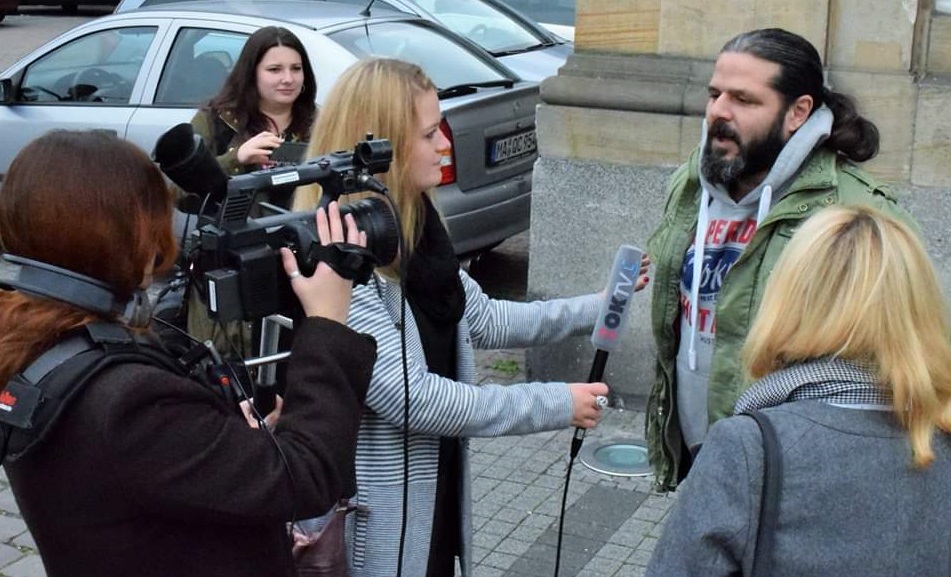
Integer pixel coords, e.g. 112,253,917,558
701,112,787,192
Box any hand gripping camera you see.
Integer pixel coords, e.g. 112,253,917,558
152,123,399,322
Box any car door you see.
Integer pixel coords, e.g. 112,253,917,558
0,20,167,178
125,20,258,156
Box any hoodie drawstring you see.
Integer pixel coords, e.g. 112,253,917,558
687,185,773,371
687,187,710,371
756,185,773,227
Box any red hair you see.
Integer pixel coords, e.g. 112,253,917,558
0,130,177,384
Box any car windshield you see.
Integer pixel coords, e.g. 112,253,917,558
329,21,510,88
412,0,547,53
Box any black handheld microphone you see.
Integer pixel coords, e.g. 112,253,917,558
571,244,643,458
555,244,643,577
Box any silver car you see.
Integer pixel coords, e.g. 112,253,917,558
0,0,539,255
114,0,573,81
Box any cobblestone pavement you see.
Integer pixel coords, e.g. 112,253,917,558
465,233,678,575
464,410,674,577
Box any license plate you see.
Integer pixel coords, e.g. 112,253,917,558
487,128,537,166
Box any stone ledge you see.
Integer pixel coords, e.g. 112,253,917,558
540,52,712,115
536,104,699,166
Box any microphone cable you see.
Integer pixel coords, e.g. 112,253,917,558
373,186,413,577
330,180,413,577
553,354,609,577
150,314,303,536
551,244,643,577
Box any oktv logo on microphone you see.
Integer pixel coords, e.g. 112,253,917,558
594,245,642,348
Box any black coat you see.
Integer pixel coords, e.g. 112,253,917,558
3,317,375,577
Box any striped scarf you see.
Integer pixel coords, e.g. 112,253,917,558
734,357,891,415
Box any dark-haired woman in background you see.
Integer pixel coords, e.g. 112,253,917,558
191,25,317,181
185,26,318,356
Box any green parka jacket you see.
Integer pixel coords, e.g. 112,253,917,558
190,108,310,178
645,146,916,492
191,108,245,175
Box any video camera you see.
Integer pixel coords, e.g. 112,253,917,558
152,123,400,323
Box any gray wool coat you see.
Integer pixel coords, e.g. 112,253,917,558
342,268,601,577
646,401,951,577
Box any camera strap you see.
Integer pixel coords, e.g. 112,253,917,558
0,323,189,463
306,243,379,285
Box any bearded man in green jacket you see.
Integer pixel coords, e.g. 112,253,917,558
646,27,919,492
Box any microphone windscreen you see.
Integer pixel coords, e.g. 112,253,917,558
152,123,228,200
590,244,643,352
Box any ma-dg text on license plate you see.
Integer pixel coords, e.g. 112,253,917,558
487,128,537,166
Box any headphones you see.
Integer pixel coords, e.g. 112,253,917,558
0,254,152,328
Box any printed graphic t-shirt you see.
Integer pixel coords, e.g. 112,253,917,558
675,198,759,449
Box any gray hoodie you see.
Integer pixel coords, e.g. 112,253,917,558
675,105,834,449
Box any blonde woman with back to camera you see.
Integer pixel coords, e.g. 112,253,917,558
646,204,951,577
293,57,647,577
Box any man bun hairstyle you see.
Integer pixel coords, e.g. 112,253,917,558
722,27,879,162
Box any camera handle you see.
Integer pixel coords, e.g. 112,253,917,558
243,314,294,425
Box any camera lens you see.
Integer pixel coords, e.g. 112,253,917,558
341,196,399,267
257,197,400,273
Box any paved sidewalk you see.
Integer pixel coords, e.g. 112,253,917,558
0,471,42,577
0,355,676,577
465,349,676,577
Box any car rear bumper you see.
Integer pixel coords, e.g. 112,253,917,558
435,168,532,255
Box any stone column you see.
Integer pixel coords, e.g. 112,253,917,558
526,0,951,406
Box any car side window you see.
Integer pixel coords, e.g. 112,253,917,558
18,27,157,104
154,28,248,105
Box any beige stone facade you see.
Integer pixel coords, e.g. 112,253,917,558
545,0,951,187
526,0,951,401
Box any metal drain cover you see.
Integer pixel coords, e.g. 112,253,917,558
578,438,652,477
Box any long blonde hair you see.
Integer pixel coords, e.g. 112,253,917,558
293,58,438,278
742,205,951,467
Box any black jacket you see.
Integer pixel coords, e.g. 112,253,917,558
4,317,375,577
